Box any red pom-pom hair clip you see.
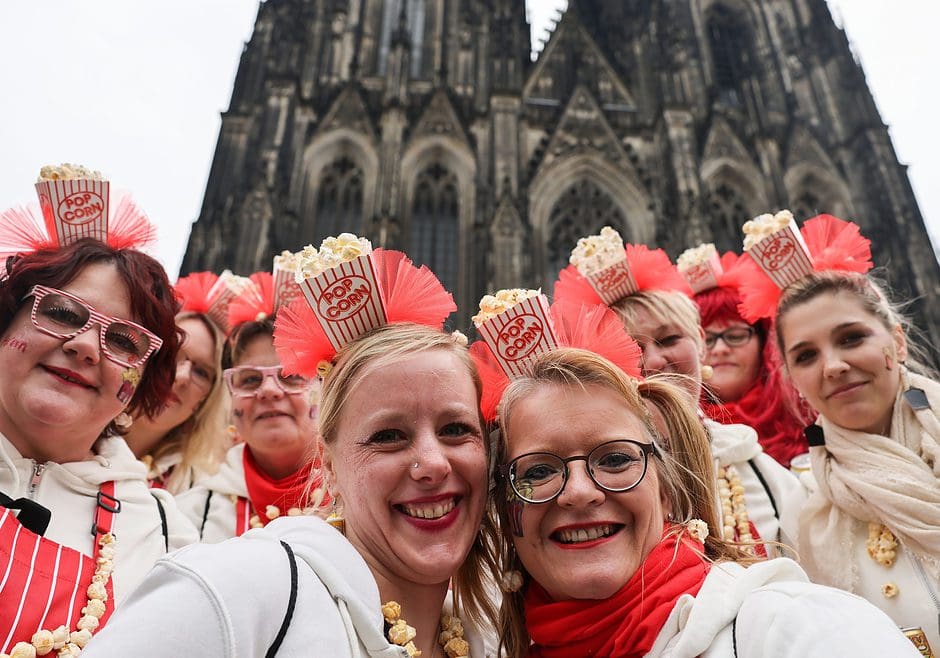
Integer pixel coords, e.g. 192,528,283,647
554,227,692,309
0,165,157,261
737,213,873,322
273,236,456,377
469,298,643,422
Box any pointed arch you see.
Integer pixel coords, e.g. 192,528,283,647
300,129,378,245
784,164,854,221
701,161,767,252
530,154,654,289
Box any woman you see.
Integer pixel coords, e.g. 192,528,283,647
555,242,802,554
691,250,813,468
741,215,940,654
124,310,228,492
0,238,199,654
177,272,325,542
84,244,499,657
494,348,919,657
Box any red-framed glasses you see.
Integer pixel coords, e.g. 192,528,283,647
24,285,163,368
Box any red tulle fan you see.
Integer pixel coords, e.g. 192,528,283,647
175,271,220,314
0,193,157,257
737,214,874,322
274,248,455,377
554,244,691,308
470,300,643,422
228,272,275,328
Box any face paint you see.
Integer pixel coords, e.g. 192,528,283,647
117,367,140,403
232,408,244,418
506,485,528,538
0,335,28,352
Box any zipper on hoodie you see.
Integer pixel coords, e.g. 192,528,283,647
28,461,46,500
910,552,940,637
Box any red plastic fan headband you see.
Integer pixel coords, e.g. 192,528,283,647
273,248,456,377
470,300,643,422
554,243,692,308
737,214,873,322
0,194,156,258
228,272,275,328
175,271,220,314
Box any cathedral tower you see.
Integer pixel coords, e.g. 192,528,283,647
183,0,940,341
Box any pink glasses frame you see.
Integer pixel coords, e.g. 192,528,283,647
223,365,311,397
25,285,163,368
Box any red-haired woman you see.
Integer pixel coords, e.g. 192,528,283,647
688,250,813,468
0,184,198,655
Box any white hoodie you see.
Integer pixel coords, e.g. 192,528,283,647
706,419,805,552
83,516,499,657
648,558,921,657
0,433,199,604
176,442,249,543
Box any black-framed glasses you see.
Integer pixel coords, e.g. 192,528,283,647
24,285,163,367
704,326,755,349
502,440,659,504
223,365,311,397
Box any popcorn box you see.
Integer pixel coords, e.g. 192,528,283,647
299,253,387,352
745,221,814,288
583,258,639,305
35,178,110,245
206,272,248,332
272,264,301,314
680,252,723,294
476,294,558,378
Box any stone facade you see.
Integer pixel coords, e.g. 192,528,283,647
183,0,940,341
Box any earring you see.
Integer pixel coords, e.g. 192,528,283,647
114,412,133,431
883,346,894,371
700,365,714,381
686,518,710,543
500,570,524,593
326,497,345,535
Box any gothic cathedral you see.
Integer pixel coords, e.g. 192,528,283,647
182,0,940,341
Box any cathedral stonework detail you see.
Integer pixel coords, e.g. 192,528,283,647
183,0,940,339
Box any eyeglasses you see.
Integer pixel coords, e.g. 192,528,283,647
704,326,756,349
502,440,658,504
24,285,163,368
223,365,311,397
177,356,216,391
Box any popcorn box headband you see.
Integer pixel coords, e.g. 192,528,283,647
0,164,156,262
470,298,643,422
677,243,724,294
737,213,873,322
472,290,559,378
272,251,302,314
274,236,456,378
555,234,692,306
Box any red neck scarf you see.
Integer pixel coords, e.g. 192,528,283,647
702,377,809,468
242,448,323,525
525,526,709,658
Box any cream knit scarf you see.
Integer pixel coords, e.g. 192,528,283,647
799,368,940,590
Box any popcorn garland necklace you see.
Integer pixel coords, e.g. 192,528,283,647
716,465,756,551
4,483,118,658
381,601,469,658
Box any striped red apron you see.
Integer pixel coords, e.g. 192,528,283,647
0,482,118,653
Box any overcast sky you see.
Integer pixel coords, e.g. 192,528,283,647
1,1,936,277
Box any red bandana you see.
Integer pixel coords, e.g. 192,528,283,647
702,378,809,468
525,526,709,658
242,448,324,525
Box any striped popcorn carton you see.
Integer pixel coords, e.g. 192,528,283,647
298,253,387,353
272,252,302,314
475,294,558,378
34,178,110,245
745,219,814,289
677,244,723,294
583,259,639,304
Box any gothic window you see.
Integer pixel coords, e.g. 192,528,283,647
546,179,626,285
410,163,459,294
312,157,364,245
707,6,753,106
377,0,426,78
705,181,751,252
791,179,823,221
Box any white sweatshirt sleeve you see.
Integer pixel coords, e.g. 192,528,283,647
735,581,922,658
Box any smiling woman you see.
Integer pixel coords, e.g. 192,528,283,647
0,216,198,653
493,348,920,658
